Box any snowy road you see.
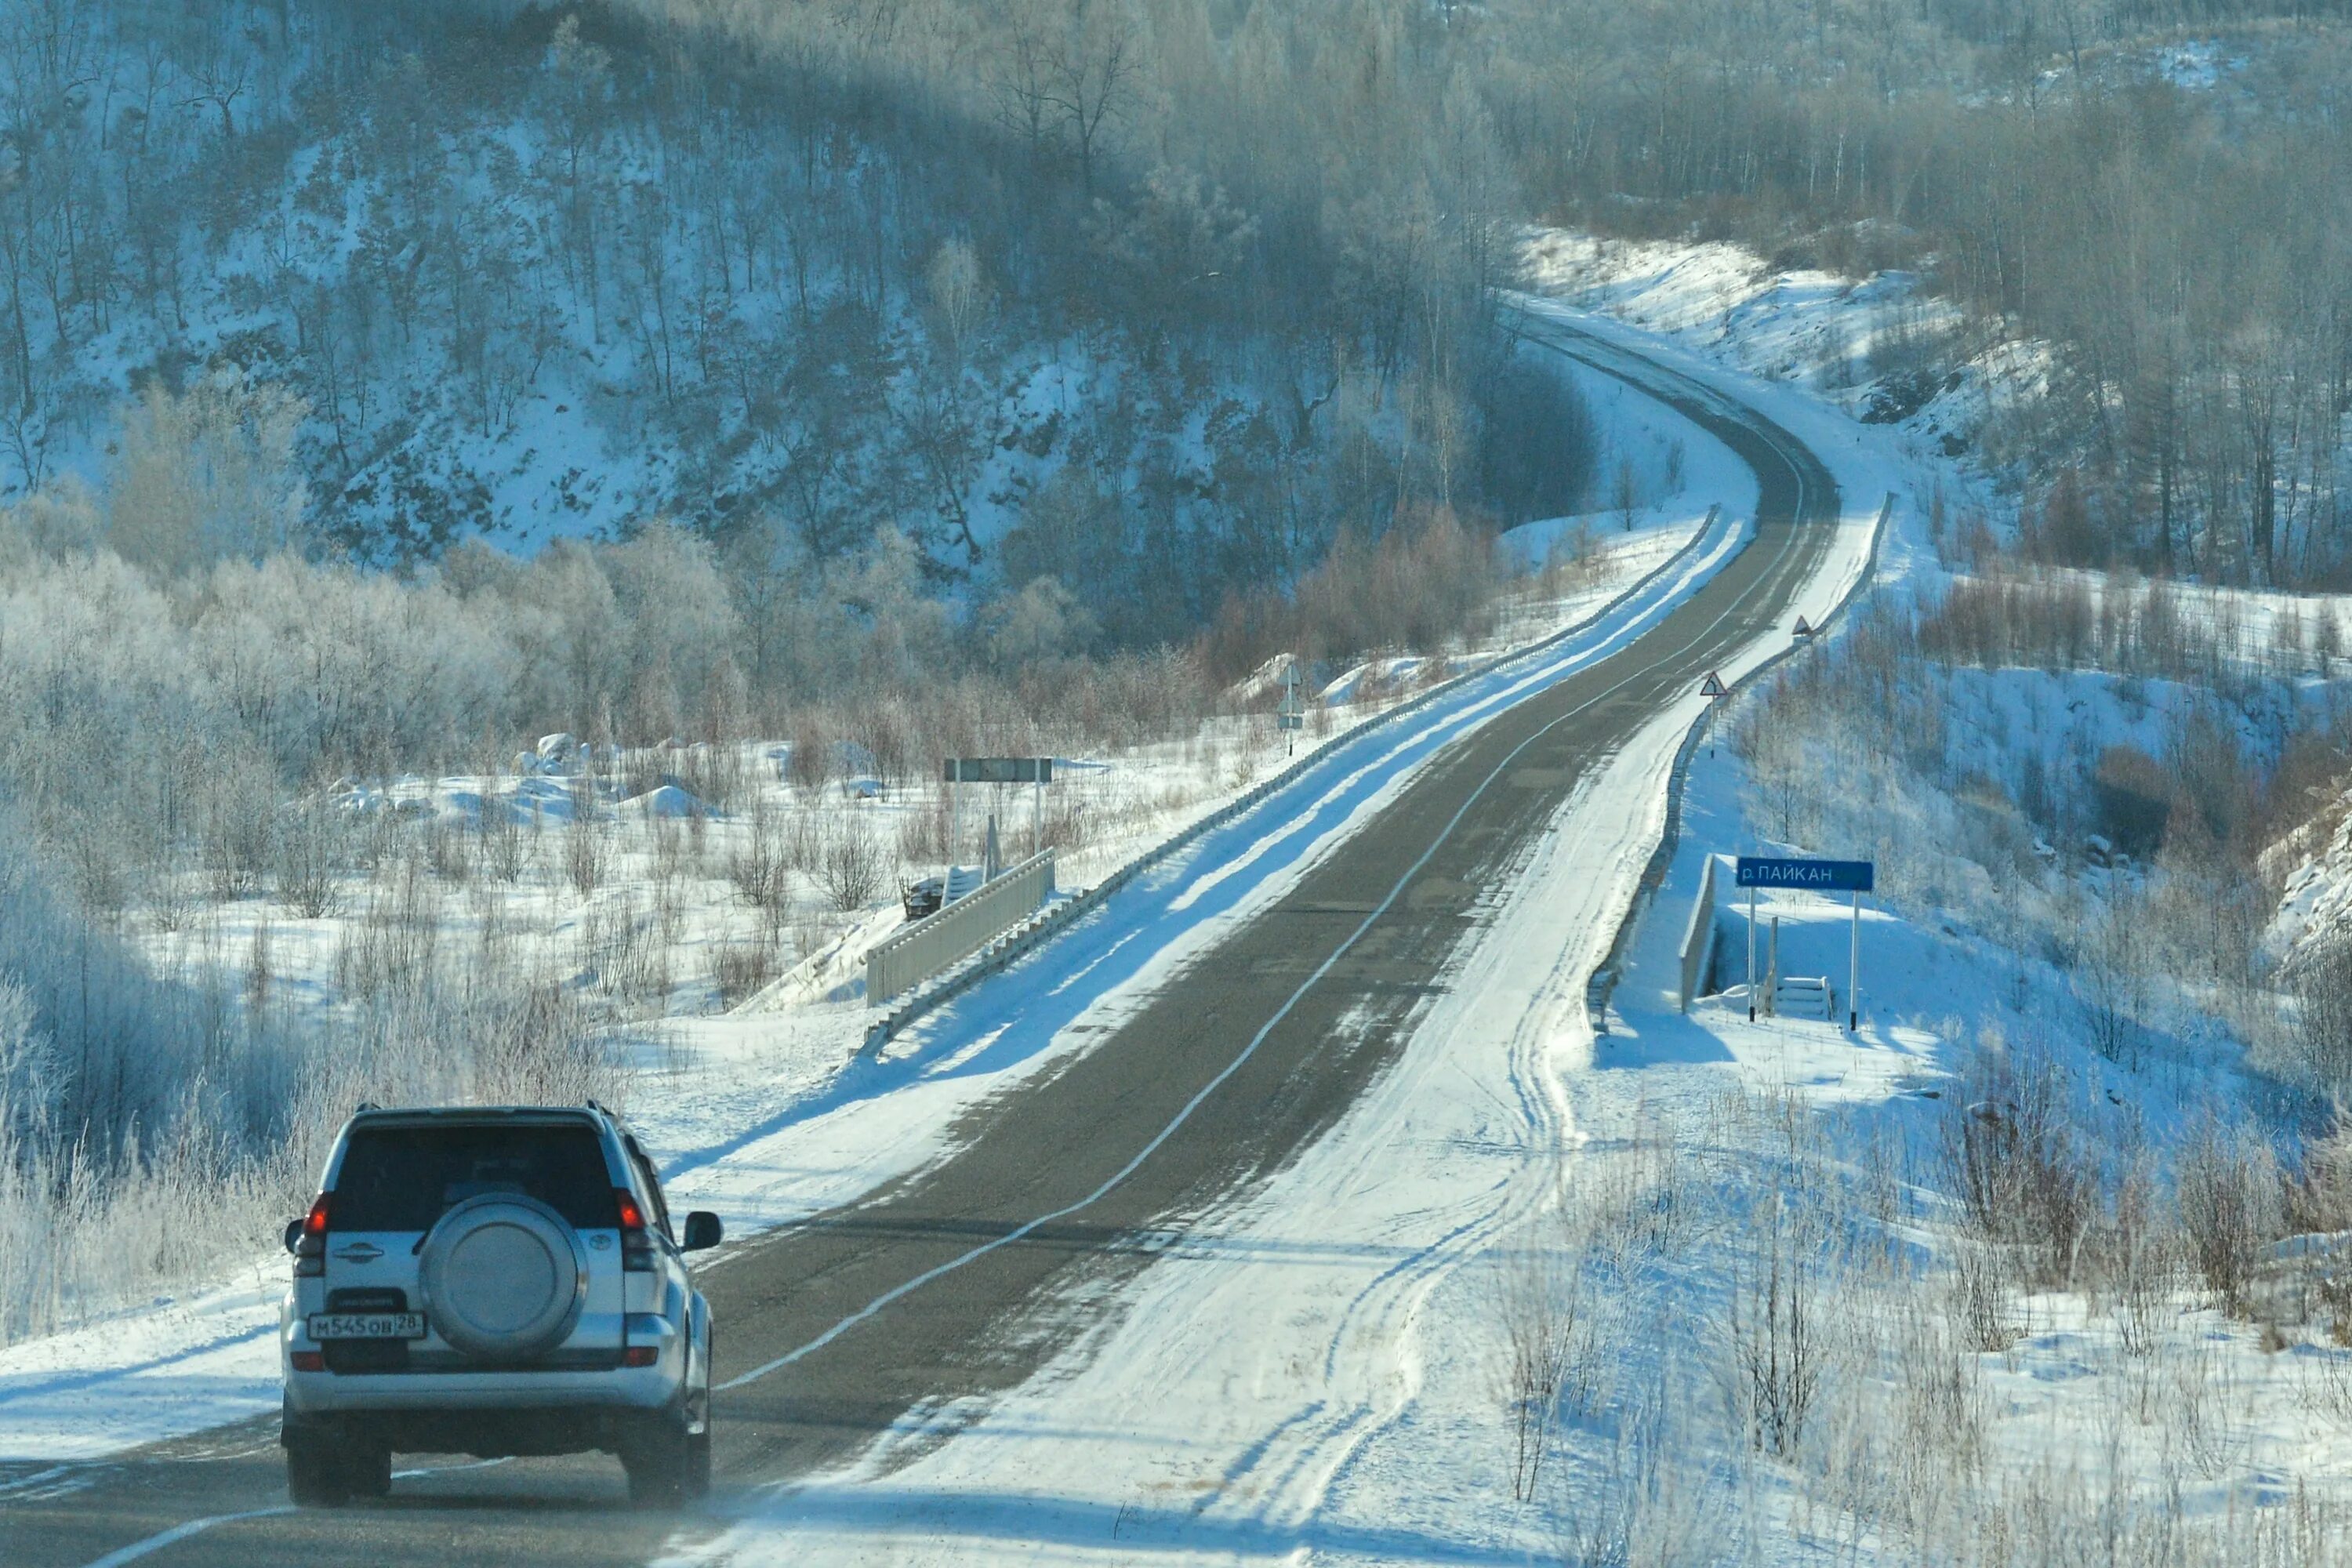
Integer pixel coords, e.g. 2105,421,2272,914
0,315,1874,1568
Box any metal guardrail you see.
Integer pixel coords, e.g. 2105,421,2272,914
866,851,1054,1004
858,503,1730,1054
1585,492,1896,1033
1678,853,1721,1011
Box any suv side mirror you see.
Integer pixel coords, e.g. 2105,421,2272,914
681,1211,723,1252
283,1217,307,1255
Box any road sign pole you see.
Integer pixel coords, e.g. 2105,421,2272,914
1849,890,1860,1033
1746,884,1757,1022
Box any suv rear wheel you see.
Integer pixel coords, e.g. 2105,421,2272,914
285,1427,390,1507
622,1407,708,1508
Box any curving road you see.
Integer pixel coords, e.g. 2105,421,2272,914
0,316,1845,1568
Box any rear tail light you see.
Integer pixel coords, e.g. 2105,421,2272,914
293,1193,330,1277
615,1189,655,1273
622,1345,659,1367
289,1351,325,1373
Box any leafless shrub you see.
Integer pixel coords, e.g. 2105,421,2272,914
2176,1116,2285,1319
1725,1196,1823,1458
898,785,951,863
673,742,746,813
333,856,441,1003
149,850,201,933
274,804,346,920
1893,1289,1986,1474
2091,1158,2177,1357
2169,1331,2252,1480
457,978,616,1107
2291,939,2352,1099
1947,1235,2020,1352
565,801,605,898
200,760,277,901
353,797,401,873
785,809,825,877
622,744,667,799
788,716,834,795
1584,1126,1695,1261
2076,890,2147,1065
793,913,828,961
245,918,274,1011
479,792,525,883
815,815,889,913
1559,1371,1719,1568
426,814,472,884
1039,793,1094,857
579,895,671,1005
1942,1041,2092,1288
708,929,779,1007
1495,1247,1600,1503
728,805,790,911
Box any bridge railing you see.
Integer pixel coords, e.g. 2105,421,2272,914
866,851,1055,1004
1678,853,1721,1011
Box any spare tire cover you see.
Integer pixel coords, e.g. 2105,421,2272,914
419,1193,588,1361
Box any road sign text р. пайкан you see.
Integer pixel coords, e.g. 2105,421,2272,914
1734,858,1874,892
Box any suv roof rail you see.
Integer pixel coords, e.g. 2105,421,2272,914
355,1100,380,1114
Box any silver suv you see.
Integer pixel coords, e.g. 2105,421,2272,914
278,1103,721,1508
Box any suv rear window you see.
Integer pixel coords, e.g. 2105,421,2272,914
332,1123,617,1232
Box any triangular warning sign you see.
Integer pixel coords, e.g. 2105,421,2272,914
1700,670,1727,698
1792,615,1814,637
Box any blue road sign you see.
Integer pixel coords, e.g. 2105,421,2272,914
1736,857,1875,892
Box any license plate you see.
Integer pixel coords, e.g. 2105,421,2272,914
307,1312,426,1341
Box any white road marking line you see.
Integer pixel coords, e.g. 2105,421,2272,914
79,1506,296,1567
73,1457,513,1568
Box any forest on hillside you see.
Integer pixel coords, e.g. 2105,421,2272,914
2,0,2348,619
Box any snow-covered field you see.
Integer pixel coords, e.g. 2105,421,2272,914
0,336,1742,1465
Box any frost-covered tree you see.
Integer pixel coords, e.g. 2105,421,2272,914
107,374,309,575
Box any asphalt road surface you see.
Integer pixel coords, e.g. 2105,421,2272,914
0,316,1845,1568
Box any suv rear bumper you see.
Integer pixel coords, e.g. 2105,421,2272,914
281,1401,681,1460
282,1315,685,1419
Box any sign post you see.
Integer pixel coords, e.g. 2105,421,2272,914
1278,662,1305,757
1734,858,1876,1034
1699,670,1728,756
1746,879,1759,1022
1849,888,1862,1033
945,758,1057,873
